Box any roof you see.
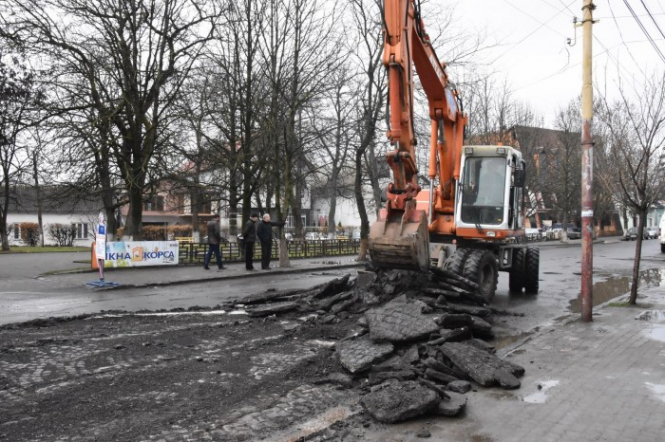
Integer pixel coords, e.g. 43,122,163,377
4,185,104,214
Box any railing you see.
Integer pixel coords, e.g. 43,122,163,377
178,239,361,265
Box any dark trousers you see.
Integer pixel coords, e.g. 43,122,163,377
261,241,272,269
204,243,222,269
245,241,255,270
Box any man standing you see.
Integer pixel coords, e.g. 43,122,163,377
256,213,285,270
204,214,224,270
242,213,259,270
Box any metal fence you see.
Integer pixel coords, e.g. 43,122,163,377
178,239,361,265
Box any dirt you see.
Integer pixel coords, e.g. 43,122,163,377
0,310,358,441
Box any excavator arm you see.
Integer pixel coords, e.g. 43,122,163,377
369,0,467,270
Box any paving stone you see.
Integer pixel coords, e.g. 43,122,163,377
360,380,440,423
493,368,521,389
368,370,416,385
440,342,525,387
432,391,467,416
246,301,299,317
402,345,420,365
470,316,495,339
312,372,354,388
365,299,439,343
337,338,394,374
446,380,472,394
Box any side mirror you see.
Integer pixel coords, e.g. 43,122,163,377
514,168,526,187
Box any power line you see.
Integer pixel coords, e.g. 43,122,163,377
640,0,665,41
622,0,665,63
610,0,647,78
491,0,575,64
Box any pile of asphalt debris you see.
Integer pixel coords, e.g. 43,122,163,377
226,267,525,424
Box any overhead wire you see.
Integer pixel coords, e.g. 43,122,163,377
490,0,576,64
609,0,646,78
639,0,665,41
622,0,665,63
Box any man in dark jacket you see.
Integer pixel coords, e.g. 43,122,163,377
204,214,224,270
242,213,259,270
256,213,286,270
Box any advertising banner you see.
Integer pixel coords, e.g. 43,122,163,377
100,241,179,268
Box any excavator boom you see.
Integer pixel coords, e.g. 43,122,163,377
369,0,466,271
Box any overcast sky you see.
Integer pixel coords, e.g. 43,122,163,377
451,0,665,127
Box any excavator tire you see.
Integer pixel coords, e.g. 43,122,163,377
444,247,472,275
508,247,526,293
462,249,498,302
524,247,540,294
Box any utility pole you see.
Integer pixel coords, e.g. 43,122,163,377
580,0,595,322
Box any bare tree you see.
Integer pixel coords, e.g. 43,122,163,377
597,71,665,304
346,0,386,260
1,0,222,239
308,66,354,237
549,100,582,239
0,48,40,250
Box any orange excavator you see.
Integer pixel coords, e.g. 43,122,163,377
368,0,540,301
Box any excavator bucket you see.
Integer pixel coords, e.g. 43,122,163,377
368,207,430,271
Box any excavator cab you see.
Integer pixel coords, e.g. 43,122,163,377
455,146,525,239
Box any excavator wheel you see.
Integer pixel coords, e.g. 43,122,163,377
524,247,540,294
463,250,498,303
444,247,472,275
508,247,526,293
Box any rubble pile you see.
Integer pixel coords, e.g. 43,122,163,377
226,267,525,423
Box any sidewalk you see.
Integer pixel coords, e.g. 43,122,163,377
366,283,665,441
535,236,623,247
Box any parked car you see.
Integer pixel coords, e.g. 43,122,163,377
566,226,581,240
545,223,563,240
646,226,659,239
624,227,648,241
304,232,321,241
525,228,542,241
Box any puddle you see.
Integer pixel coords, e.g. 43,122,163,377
645,383,665,403
569,268,665,313
492,332,531,350
644,327,665,343
522,380,560,404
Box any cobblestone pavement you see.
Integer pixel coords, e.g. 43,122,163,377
0,311,359,441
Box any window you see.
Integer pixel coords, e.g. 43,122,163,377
13,223,19,239
144,196,165,212
460,156,508,226
72,223,89,239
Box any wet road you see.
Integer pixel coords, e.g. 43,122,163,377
491,238,665,343
2,239,664,329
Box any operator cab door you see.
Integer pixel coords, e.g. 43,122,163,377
457,147,512,231
509,157,526,230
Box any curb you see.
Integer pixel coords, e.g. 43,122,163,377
93,262,366,291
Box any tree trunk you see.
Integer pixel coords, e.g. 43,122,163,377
32,153,44,247
629,210,647,305
355,148,369,261
128,185,144,240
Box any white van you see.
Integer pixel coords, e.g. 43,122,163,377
659,215,665,253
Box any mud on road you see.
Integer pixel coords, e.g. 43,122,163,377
1,267,525,442
0,310,359,441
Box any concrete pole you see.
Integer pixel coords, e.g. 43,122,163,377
580,0,595,322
